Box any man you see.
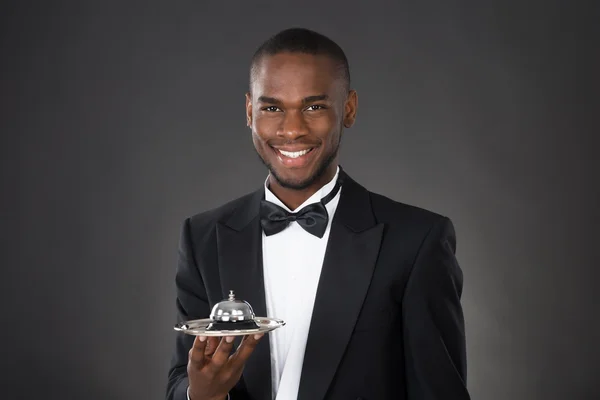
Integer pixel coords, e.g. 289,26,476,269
166,28,471,400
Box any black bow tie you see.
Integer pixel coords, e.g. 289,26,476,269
260,177,342,238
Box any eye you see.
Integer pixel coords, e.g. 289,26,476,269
262,106,281,112
306,104,326,111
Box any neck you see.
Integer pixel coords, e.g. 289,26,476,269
268,164,338,210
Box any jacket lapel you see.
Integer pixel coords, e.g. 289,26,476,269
297,172,385,400
216,188,272,400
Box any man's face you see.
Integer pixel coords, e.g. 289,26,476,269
246,52,357,190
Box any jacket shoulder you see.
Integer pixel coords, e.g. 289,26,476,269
368,190,449,229
184,191,258,241
367,190,458,257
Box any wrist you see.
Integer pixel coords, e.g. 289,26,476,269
187,386,228,400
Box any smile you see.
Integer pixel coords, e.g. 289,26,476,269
278,148,312,158
272,146,317,168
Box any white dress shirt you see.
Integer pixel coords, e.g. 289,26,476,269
262,167,341,400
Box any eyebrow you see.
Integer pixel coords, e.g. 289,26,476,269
257,94,329,105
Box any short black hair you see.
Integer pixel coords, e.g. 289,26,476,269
249,27,351,92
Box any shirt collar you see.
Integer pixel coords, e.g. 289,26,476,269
264,166,340,213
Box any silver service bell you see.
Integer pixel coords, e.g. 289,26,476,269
206,290,260,331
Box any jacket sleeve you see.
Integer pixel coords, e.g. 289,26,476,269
165,218,251,400
166,217,211,400
402,216,471,400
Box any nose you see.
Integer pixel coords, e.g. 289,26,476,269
278,110,307,140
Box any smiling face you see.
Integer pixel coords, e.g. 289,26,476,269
246,52,357,191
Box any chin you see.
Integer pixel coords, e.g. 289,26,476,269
271,170,315,190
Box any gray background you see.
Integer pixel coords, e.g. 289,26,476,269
1,1,598,399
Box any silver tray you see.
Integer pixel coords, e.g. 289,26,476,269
174,317,285,337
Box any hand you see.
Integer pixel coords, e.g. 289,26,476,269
187,333,264,400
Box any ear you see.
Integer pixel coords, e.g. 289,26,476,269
343,90,358,128
245,92,252,127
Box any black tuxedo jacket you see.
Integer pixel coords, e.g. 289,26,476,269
166,171,470,400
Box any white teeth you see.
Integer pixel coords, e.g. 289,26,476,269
279,149,311,158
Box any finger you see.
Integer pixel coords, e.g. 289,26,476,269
230,333,264,368
205,336,220,357
188,335,209,367
209,336,236,369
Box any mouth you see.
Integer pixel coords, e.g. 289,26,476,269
271,146,317,168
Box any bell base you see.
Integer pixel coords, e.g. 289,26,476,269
206,320,260,331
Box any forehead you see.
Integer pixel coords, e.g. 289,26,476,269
251,52,343,99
